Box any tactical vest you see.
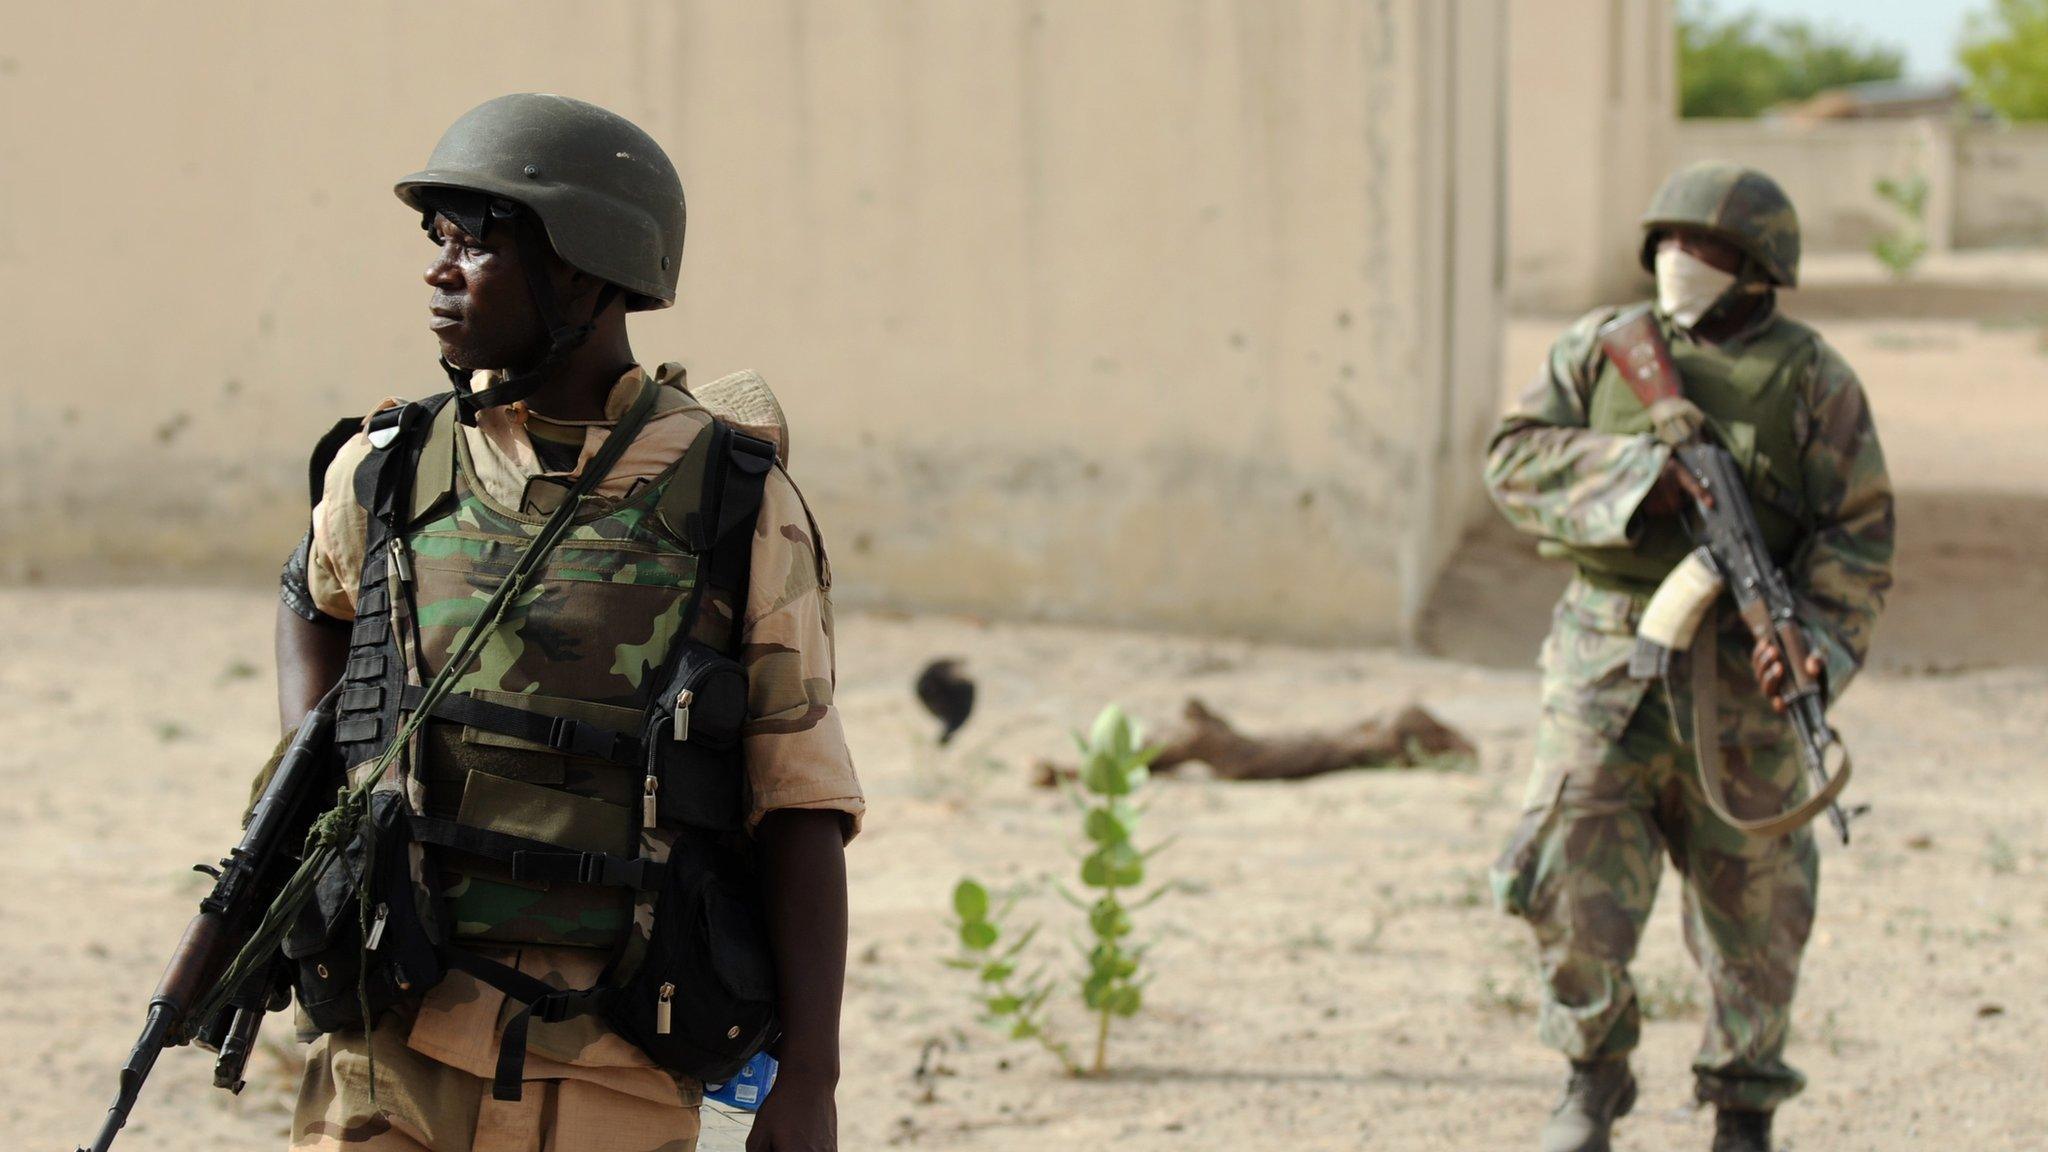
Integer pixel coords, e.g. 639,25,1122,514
292,379,782,1095
1542,308,1816,592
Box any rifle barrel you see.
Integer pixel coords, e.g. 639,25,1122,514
79,1002,177,1152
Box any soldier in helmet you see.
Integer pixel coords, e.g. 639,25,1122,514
275,94,861,1151
1484,163,1894,1152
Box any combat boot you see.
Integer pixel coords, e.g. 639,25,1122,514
1711,1108,1772,1152
1539,1059,1637,1152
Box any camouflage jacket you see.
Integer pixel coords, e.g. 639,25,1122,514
305,364,861,1099
1485,305,1895,743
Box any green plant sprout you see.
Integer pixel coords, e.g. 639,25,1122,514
947,704,1171,1076
1070,705,1171,1075
1872,173,1929,278
945,879,1078,1075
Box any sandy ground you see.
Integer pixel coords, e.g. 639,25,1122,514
5,316,2046,1151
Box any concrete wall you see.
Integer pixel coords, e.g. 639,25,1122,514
1506,0,1675,312
1955,126,2048,248
1676,120,2048,253
0,0,1505,646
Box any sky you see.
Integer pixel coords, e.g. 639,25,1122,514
1735,0,1983,80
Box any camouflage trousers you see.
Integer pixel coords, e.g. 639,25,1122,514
290,1030,701,1152
1492,680,1818,1112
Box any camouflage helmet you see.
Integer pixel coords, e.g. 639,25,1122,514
1639,162,1800,288
396,94,684,310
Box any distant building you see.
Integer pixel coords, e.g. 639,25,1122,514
1772,79,1987,123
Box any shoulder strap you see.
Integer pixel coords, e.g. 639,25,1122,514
691,422,777,654
652,417,776,653
352,393,460,556
335,393,459,751
408,399,461,525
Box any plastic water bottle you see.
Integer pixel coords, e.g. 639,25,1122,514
695,1052,778,1151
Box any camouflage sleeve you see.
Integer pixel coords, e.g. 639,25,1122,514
1791,343,1895,699
740,466,863,841
1483,307,1669,548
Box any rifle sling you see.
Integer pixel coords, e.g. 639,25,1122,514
1685,607,1851,839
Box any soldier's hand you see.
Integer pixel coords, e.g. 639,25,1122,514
1642,454,1714,517
1751,633,1825,713
746,1066,837,1151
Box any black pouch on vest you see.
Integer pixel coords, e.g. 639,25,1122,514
645,643,749,832
284,790,445,1031
605,851,779,1084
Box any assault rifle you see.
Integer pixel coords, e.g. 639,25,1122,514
1598,310,1855,845
75,688,340,1152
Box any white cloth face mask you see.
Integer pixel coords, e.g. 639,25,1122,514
1655,245,1739,330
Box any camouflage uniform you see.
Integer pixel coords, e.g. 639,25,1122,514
292,363,862,1151
1485,305,1893,1111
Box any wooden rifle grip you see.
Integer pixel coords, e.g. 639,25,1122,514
1596,310,1686,409
150,911,227,1013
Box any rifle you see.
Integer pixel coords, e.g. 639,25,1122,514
1598,309,1855,845
76,687,340,1152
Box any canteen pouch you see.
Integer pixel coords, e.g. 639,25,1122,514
645,643,749,833
284,790,445,1032
605,852,779,1084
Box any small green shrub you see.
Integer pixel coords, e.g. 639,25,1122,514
947,705,1171,1076
945,880,1077,1074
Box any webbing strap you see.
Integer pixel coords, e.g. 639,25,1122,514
398,685,642,765
408,816,667,890
442,949,608,1101
696,427,775,652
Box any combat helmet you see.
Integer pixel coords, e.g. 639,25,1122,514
397,93,685,308
1639,162,1800,288
396,94,686,420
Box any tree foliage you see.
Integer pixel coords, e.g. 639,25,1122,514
1961,0,2048,121
1679,2,1907,119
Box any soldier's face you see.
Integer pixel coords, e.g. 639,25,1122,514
422,215,554,372
1658,229,1744,277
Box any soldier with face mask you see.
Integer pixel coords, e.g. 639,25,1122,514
274,94,862,1152
1484,163,1895,1152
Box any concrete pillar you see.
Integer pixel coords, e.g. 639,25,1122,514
1507,0,1676,313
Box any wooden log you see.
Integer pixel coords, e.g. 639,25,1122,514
1034,697,1476,786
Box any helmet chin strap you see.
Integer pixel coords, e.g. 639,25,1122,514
451,221,622,426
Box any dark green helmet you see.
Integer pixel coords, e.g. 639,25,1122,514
1639,162,1800,288
396,94,684,310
